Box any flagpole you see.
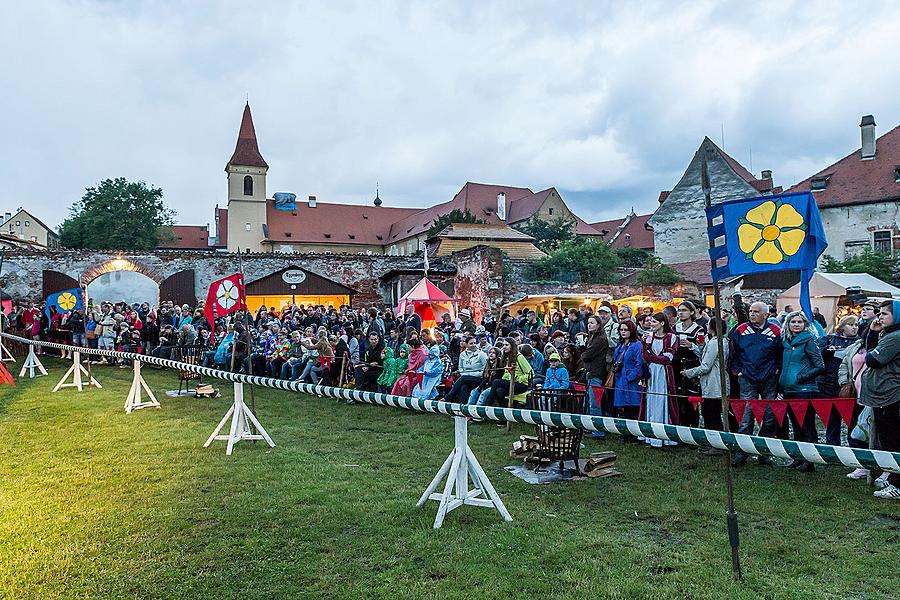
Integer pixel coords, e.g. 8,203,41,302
702,153,743,581
236,248,257,434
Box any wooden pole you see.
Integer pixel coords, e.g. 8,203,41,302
702,152,743,581
506,343,516,432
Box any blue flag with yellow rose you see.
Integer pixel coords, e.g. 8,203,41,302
706,191,827,320
45,288,84,320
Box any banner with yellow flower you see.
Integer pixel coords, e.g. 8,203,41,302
706,191,827,318
45,287,84,320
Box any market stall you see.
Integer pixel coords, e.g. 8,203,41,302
397,277,457,331
777,272,900,330
501,293,612,322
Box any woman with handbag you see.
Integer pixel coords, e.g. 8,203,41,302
818,315,860,445
613,320,643,442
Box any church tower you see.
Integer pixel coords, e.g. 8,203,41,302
226,103,268,252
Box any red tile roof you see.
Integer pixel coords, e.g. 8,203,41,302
387,182,534,242
159,225,210,250
264,200,419,246
589,213,654,250
787,124,900,208
668,259,712,285
227,103,268,169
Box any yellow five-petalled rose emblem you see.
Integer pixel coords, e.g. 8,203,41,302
737,200,808,264
57,292,78,311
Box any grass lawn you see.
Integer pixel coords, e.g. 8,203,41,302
1,357,898,599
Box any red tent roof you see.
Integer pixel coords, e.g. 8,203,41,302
399,278,454,302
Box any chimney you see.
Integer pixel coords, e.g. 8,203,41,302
761,169,772,180
497,192,506,221
860,115,876,160
307,195,317,208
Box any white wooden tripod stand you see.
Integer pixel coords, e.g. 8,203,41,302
52,350,101,392
0,339,15,363
417,416,513,529
204,382,275,455
124,361,160,414
19,345,47,378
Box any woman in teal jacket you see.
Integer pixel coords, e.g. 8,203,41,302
779,311,825,472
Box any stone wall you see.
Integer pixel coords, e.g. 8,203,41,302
451,246,505,319
819,202,900,260
0,249,420,306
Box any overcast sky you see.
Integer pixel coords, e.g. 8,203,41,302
4,1,900,230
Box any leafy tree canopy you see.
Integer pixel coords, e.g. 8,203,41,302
427,208,486,238
616,247,651,268
59,178,176,250
513,216,575,253
636,255,683,285
528,239,622,283
821,248,899,283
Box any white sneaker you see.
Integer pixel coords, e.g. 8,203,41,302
846,468,870,480
873,484,900,500
875,473,890,489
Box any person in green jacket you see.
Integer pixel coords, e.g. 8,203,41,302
779,311,825,472
482,337,534,406
377,346,399,393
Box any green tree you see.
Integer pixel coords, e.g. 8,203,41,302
59,178,176,250
615,247,651,268
528,239,622,283
636,255,683,285
513,216,576,253
427,208,486,237
821,248,899,282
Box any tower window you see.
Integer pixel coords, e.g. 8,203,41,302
243,175,253,196
245,223,251,231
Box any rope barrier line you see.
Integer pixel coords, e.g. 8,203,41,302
3,333,898,473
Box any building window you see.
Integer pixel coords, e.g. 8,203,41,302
15,220,20,226
243,175,253,196
30,236,36,242
895,165,900,182
24,220,30,227
874,230,892,255
245,222,251,231
407,241,414,254
810,175,831,191
548,207,554,216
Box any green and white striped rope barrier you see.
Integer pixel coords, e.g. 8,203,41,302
3,332,898,473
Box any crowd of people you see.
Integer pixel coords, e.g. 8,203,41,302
2,290,898,501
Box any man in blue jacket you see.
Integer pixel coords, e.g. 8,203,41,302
728,301,783,467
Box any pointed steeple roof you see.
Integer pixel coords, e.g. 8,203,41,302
226,103,268,169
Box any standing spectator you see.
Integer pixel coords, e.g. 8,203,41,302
729,301,783,467
640,312,680,447
860,300,900,500
673,301,705,428
402,304,422,334
779,311,825,472
683,317,733,454
818,315,860,445
581,314,610,434
812,307,828,332
732,292,750,325
597,305,620,347
612,320,643,440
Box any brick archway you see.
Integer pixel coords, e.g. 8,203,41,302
80,257,166,286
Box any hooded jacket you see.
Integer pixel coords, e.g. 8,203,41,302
377,347,399,387
778,329,825,393
861,300,900,407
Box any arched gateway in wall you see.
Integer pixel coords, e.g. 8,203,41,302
42,257,197,306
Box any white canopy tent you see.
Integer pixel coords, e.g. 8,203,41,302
777,272,900,329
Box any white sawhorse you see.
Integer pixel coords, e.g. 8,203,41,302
52,351,101,392
124,361,160,414
417,416,513,529
19,345,47,378
0,338,15,363
204,382,275,455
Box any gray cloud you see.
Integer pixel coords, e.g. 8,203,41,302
3,1,899,229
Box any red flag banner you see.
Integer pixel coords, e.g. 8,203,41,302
591,384,604,408
0,362,15,387
748,400,768,425
834,399,855,428
788,400,810,423
768,401,789,427
204,274,246,326
730,400,747,421
810,399,834,427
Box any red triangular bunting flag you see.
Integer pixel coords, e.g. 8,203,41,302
688,395,703,408
730,400,747,421
0,362,15,387
789,400,810,423
748,400,767,425
810,400,834,426
204,274,246,326
590,385,604,408
833,399,855,428
768,401,789,426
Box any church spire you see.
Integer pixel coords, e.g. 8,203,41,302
226,103,268,170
